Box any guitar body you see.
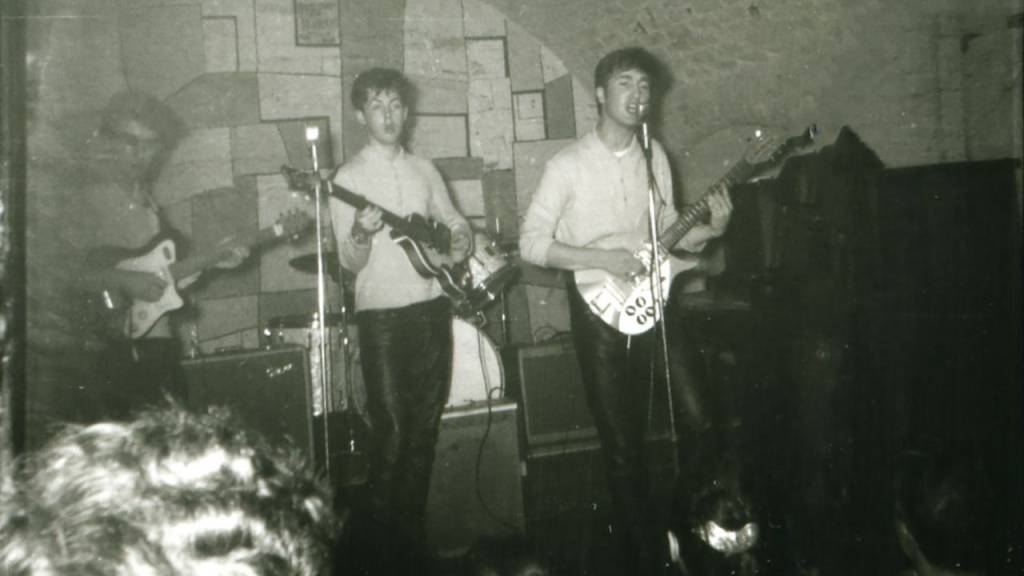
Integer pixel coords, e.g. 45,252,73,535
115,238,185,339
90,211,311,340
281,165,519,315
392,231,470,300
575,242,699,335
572,125,819,335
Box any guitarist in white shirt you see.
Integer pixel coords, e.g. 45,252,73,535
328,68,472,575
519,47,733,575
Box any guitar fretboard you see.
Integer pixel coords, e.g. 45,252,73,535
657,126,816,250
168,225,283,284
658,159,753,250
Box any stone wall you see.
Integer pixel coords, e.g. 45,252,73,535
22,0,1023,356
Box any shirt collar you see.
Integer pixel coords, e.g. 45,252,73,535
361,143,406,164
587,129,640,159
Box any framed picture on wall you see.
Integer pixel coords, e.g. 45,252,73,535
294,0,340,46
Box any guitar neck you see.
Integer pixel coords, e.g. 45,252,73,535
658,126,816,250
167,225,279,285
323,181,408,232
279,165,452,250
659,159,754,250
322,180,449,250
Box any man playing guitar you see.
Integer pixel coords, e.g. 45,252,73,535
519,47,733,575
327,67,472,574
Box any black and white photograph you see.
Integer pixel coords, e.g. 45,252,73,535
1,1,1021,574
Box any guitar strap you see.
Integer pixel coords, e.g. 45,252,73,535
144,184,191,259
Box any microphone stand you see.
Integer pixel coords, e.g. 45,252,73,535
305,126,333,480
640,117,680,477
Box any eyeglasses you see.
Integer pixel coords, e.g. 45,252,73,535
100,127,162,151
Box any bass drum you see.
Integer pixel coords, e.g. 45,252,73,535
344,318,503,409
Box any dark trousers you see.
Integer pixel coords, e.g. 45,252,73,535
568,285,709,571
356,297,452,567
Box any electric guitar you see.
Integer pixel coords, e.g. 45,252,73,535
92,210,312,339
575,125,819,335
280,165,478,305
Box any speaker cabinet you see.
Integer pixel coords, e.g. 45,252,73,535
426,401,525,554
181,346,315,460
513,337,598,452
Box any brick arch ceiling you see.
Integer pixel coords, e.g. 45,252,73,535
482,0,1013,156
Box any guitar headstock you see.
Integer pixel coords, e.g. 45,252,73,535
745,124,818,173
280,164,317,194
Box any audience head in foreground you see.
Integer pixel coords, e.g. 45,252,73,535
0,405,338,576
668,457,761,576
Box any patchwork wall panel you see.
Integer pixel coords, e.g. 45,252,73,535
153,128,234,206
202,0,258,71
468,78,514,168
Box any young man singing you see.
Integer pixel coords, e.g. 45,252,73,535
329,67,472,573
519,47,733,574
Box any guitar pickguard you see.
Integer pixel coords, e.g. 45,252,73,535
575,245,699,335
116,238,185,339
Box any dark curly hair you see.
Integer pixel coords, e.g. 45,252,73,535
0,406,338,576
350,67,415,111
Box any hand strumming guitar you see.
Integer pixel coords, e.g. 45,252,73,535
449,227,473,263
601,248,646,280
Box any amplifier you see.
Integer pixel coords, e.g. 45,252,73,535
426,400,525,554
512,337,598,452
181,346,315,460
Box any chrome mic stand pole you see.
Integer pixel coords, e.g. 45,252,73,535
305,126,332,479
639,113,679,476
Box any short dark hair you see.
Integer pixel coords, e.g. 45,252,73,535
100,90,184,149
593,47,662,91
350,67,414,111
0,406,338,575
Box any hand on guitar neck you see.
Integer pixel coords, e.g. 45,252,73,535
574,125,817,334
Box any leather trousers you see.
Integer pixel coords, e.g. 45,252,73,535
356,297,452,546
568,285,709,571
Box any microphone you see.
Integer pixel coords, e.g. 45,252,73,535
305,125,321,172
638,103,651,157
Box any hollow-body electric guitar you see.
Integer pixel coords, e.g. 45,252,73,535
281,165,517,314
575,125,819,335
93,211,311,339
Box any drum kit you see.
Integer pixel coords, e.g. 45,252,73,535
264,231,519,423
266,133,520,486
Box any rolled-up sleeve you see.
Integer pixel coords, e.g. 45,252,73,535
519,160,569,267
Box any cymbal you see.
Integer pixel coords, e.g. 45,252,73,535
289,253,354,285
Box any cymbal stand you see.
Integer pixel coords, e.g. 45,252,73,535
305,126,333,478
640,121,679,476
